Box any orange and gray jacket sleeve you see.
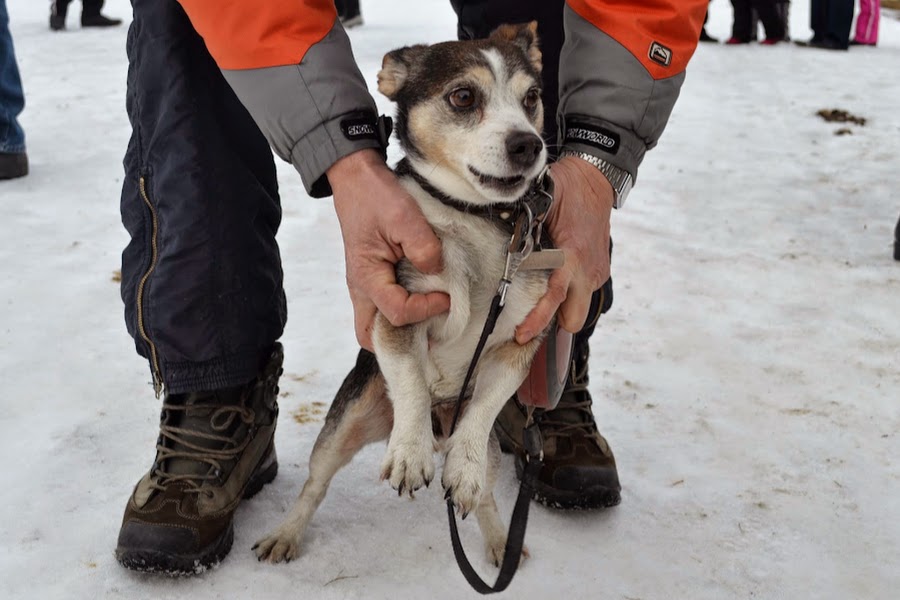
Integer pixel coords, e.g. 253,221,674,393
560,0,707,181
176,0,380,197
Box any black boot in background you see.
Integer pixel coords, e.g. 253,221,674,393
81,0,122,28
0,152,28,180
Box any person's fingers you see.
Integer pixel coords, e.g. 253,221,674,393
369,277,450,326
515,267,571,344
398,213,443,275
557,278,592,335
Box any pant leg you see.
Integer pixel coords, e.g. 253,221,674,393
121,0,286,394
752,1,786,39
775,1,791,40
0,0,25,153
824,0,854,47
810,0,825,40
853,0,879,44
730,0,754,41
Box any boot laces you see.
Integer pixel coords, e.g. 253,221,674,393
539,354,597,439
151,401,256,497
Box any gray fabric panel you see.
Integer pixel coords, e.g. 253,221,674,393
222,20,379,197
558,4,686,180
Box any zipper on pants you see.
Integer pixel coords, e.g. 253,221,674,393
137,176,164,398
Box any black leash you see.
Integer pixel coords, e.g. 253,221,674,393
440,168,554,594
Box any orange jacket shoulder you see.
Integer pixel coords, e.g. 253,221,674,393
178,0,338,70
567,0,707,79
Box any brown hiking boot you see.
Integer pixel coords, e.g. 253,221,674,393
495,339,621,509
115,344,284,574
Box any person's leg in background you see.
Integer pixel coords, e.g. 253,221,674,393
49,0,71,31
0,0,27,180
452,0,621,509
774,0,791,41
114,0,286,574
336,0,363,28
798,0,851,49
752,0,786,42
851,0,879,45
50,0,121,30
809,0,825,41
823,0,855,48
728,0,755,43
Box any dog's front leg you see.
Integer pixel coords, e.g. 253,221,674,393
373,316,435,495
442,337,543,516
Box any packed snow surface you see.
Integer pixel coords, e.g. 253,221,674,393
1,1,898,598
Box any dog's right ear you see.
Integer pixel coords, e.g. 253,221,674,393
378,45,428,100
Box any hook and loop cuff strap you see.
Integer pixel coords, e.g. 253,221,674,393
339,111,394,151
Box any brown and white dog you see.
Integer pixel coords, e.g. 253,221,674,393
254,22,550,568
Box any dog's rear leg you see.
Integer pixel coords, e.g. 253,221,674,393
475,432,530,567
254,350,392,564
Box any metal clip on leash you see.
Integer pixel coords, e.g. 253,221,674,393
446,168,553,594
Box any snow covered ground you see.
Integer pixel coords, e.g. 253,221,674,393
1,0,898,598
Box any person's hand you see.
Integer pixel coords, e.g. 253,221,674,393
515,155,615,344
328,149,450,350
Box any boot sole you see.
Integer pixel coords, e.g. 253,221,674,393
116,456,279,575
497,425,621,510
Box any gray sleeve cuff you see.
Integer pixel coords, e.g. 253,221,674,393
221,20,380,198
558,4,686,183
558,113,646,181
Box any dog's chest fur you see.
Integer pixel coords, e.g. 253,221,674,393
396,178,549,401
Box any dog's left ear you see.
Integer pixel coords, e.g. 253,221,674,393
490,21,542,73
378,45,428,100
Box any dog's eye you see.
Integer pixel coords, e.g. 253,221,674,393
524,88,541,110
448,88,476,109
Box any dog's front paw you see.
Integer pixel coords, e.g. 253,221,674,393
442,438,486,517
252,527,302,564
380,433,435,496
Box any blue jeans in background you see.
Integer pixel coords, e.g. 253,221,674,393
0,0,26,154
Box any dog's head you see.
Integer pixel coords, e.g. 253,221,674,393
378,22,546,205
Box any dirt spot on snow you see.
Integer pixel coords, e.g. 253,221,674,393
780,407,828,417
816,109,867,126
291,401,328,425
288,370,318,383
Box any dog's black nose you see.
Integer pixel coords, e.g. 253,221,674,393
505,131,543,169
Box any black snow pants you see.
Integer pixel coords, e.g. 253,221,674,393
120,0,286,394
451,0,614,342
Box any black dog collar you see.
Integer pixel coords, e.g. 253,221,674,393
394,159,550,236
